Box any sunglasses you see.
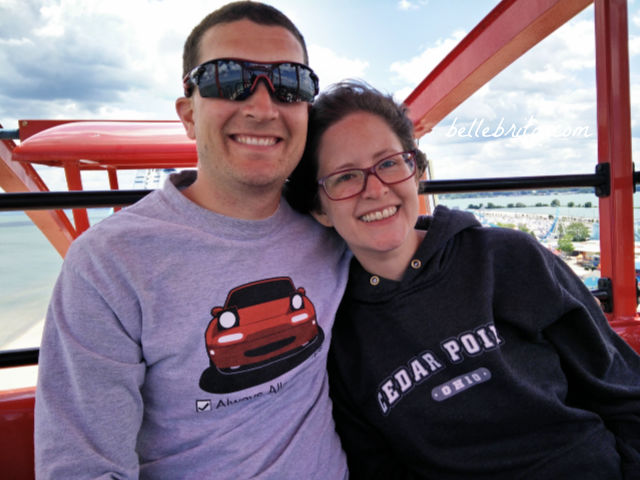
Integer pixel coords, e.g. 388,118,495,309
318,151,418,201
183,58,319,103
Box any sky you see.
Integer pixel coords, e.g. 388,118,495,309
0,0,639,191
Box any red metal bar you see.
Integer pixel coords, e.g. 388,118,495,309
0,138,76,257
18,119,80,142
17,119,181,142
404,0,593,137
13,121,196,169
63,162,91,233
108,167,121,212
594,0,640,349
0,387,35,480
107,167,119,190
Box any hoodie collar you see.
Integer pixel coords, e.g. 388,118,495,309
347,205,481,301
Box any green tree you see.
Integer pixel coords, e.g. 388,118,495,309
565,222,590,242
496,222,515,229
558,235,574,254
584,201,592,208
551,199,560,207
567,201,575,207
517,224,533,236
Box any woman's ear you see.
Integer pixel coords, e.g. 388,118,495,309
311,208,334,228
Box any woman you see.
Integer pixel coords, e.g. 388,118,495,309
285,81,640,479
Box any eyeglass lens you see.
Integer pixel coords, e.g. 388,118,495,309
322,152,416,200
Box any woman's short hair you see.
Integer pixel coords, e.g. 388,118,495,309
285,80,427,214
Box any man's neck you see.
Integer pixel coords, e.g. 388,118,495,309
181,175,282,220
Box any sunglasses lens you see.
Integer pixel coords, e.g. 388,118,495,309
193,60,317,103
197,61,248,100
272,63,317,102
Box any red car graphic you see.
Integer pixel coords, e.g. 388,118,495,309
205,277,319,372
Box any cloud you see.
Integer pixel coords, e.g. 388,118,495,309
308,45,369,90
397,0,429,11
389,30,466,87
396,14,602,180
0,0,199,130
630,35,640,56
1,2,145,102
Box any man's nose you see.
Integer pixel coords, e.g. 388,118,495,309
242,79,278,120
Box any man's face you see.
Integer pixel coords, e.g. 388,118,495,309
177,19,309,202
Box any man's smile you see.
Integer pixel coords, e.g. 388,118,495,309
232,134,280,146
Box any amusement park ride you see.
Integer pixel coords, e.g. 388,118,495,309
0,0,637,477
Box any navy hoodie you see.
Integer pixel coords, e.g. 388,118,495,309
328,205,640,479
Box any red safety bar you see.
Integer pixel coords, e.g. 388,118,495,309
0,387,35,480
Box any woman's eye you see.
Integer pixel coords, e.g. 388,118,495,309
333,172,358,184
378,159,399,170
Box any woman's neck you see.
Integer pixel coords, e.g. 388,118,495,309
355,229,426,281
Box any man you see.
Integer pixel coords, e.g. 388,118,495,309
34,3,350,479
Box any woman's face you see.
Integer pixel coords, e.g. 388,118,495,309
312,111,422,265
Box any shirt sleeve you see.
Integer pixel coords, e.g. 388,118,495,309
328,349,418,480
35,253,146,479
543,258,640,478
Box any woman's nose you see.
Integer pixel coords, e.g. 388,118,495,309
361,173,389,198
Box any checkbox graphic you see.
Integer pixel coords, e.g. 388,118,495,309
196,399,212,412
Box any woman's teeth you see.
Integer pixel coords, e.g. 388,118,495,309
360,206,398,223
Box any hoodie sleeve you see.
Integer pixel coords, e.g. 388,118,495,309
542,257,640,478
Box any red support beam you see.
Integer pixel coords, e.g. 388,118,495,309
404,0,593,137
0,138,76,257
108,167,121,213
594,0,640,347
63,161,91,233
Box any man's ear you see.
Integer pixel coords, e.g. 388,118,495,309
311,208,334,228
176,97,196,140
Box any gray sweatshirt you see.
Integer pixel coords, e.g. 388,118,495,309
35,171,351,479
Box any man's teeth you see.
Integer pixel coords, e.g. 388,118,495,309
360,207,398,223
235,135,277,146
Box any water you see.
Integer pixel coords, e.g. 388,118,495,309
0,209,112,348
437,191,606,219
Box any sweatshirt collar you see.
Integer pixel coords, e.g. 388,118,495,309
347,205,480,301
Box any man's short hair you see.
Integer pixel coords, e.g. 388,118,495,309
182,1,309,78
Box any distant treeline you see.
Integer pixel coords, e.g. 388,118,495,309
439,187,592,200
465,199,594,210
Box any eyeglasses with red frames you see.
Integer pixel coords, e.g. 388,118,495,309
183,58,319,103
317,151,417,201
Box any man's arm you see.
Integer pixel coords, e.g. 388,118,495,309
35,257,146,479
